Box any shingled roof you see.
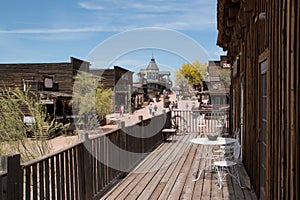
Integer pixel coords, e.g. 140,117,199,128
146,57,159,70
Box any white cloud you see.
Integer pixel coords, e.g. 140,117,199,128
0,1,217,36
77,0,216,31
78,2,105,10
0,26,127,35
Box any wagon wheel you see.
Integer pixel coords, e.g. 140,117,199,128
170,115,188,133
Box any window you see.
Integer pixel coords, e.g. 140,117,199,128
259,58,268,199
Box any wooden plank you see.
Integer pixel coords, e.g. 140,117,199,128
73,147,79,200
148,181,167,200
295,2,300,200
69,149,75,200
100,133,257,199
45,159,50,200
101,139,168,200
167,139,197,199
116,139,177,200
65,150,70,200
200,162,212,199
288,1,296,200
231,170,246,200
50,157,56,200
56,155,61,200
136,134,194,200
191,154,206,199
32,164,38,200
60,152,65,200
181,145,202,200
93,140,98,193
210,170,223,200
157,135,194,199
39,162,44,200
25,167,31,200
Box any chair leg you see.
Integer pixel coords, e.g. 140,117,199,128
232,165,244,188
215,166,223,189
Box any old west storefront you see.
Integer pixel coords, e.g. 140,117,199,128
217,0,299,199
0,57,89,131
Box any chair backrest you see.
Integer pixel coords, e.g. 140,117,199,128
223,115,226,124
232,128,240,141
233,141,241,160
197,114,205,124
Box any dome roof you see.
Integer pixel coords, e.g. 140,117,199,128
146,57,159,70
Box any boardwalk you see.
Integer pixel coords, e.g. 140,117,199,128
101,133,257,200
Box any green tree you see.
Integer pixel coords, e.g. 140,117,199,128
72,72,112,130
95,82,113,124
0,86,68,162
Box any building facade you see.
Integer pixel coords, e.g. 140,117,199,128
202,56,231,106
136,57,172,100
217,0,299,199
90,66,133,113
0,57,89,125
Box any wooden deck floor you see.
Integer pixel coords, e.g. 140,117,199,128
100,133,257,200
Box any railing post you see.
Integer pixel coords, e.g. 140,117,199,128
138,115,144,154
118,121,128,174
6,154,22,200
80,133,93,200
118,121,125,129
0,156,6,171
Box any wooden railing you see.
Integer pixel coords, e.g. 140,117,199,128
0,111,171,200
172,107,229,134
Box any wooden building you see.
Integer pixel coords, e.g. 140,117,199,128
217,0,299,199
202,56,231,106
90,66,133,113
0,57,89,125
136,57,172,100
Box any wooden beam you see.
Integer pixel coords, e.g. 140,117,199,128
226,19,236,27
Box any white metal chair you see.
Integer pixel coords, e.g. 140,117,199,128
213,141,244,189
213,128,240,158
216,114,227,134
197,114,206,137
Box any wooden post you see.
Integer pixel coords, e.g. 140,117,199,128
118,121,128,174
0,156,6,171
128,84,132,114
139,116,144,154
7,154,22,200
118,121,125,129
79,133,93,200
162,109,167,128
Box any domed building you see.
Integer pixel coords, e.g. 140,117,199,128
136,56,172,100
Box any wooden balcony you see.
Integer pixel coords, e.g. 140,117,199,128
101,133,257,200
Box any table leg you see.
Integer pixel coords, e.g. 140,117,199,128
193,157,213,181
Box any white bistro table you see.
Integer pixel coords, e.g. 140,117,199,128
190,137,237,181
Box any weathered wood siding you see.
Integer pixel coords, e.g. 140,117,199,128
0,63,73,94
0,57,88,94
217,0,299,199
90,66,133,112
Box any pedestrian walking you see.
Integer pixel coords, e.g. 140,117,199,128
154,104,158,112
149,103,153,114
119,105,124,117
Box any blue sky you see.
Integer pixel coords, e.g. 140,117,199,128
0,0,225,80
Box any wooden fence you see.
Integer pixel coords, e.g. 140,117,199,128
0,111,171,200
